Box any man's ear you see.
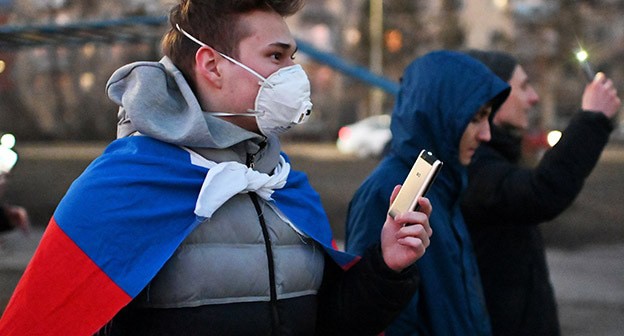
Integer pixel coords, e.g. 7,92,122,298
195,46,223,88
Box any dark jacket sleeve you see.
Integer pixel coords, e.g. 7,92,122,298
0,205,13,232
315,243,420,336
462,111,613,226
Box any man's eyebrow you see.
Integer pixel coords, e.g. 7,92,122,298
270,42,297,53
521,75,531,86
479,105,492,115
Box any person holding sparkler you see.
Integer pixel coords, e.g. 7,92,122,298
461,49,620,336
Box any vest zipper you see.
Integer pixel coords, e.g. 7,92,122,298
247,152,280,335
250,193,280,336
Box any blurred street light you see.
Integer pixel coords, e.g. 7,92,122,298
0,133,17,174
385,29,403,53
79,72,95,92
547,130,562,147
1,134,15,149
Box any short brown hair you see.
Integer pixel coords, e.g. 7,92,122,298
162,0,305,82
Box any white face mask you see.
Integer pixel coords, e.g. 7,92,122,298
176,25,313,137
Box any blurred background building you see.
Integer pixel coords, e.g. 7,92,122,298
1,0,623,142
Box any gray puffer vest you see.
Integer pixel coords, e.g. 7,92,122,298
131,138,325,308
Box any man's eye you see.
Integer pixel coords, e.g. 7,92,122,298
271,53,282,61
472,107,491,122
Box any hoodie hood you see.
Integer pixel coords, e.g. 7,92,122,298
390,50,509,167
389,51,509,196
106,56,261,148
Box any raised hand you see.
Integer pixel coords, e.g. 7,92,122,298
583,72,621,119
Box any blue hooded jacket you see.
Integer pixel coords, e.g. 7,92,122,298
345,51,510,335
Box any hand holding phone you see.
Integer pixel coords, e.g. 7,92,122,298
388,150,442,219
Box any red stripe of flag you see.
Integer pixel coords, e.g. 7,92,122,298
0,218,131,335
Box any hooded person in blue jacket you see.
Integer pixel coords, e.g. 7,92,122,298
345,50,510,335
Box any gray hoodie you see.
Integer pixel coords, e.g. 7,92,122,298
107,56,261,149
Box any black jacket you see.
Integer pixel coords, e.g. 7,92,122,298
0,205,14,232
102,244,419,336
461,111,613,336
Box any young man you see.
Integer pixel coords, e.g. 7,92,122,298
0,1,433,335
461,50,621,336
345,50,510,335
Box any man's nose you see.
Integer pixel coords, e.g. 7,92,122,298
529,86,540,106
479,120,491,142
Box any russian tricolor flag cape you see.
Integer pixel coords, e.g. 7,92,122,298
0,136,358,335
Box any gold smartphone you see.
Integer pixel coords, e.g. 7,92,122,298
388,150,443,219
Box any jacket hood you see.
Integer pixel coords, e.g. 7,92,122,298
106,56,260,148
390,50,510,170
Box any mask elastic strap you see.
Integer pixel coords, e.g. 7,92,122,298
175,24,267,83
208,110,264,117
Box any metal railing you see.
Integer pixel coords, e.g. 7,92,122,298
0,16,399,95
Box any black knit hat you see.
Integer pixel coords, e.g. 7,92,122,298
464,50,518,82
